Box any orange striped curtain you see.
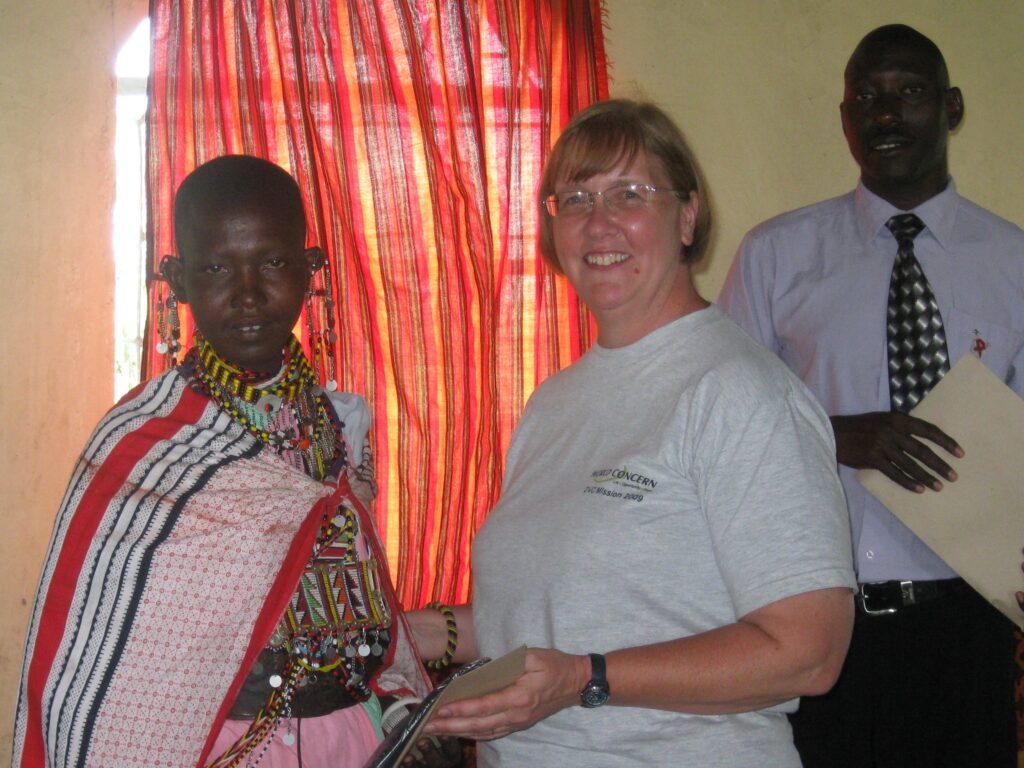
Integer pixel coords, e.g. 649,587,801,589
143,1,608,607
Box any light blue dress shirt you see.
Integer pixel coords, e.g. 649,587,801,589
719,180,1024,582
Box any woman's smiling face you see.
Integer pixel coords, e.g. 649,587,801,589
551,151,698,335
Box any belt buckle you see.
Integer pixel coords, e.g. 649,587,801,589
858,581,901,615
899,580,916,605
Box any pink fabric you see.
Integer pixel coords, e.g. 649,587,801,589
210,706,380,767
86,453,327,765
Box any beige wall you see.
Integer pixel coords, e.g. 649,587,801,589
604,0,1024,299
0,0,1020,762
0,0,146,759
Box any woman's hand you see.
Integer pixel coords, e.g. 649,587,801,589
424,649,589,741
404,605,478,665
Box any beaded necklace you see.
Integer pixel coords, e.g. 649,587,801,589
184,337,343,482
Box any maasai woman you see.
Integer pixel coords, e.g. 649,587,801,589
13,156,456,768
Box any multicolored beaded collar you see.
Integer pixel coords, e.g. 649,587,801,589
183,336,344,481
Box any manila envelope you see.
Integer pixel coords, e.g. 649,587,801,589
856,354,1024,629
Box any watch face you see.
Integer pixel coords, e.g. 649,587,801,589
580,682,610,708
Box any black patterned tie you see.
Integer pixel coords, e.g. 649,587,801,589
886,213,949,412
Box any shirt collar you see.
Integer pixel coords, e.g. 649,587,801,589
853,178,959,250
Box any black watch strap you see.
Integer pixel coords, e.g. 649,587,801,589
579,652,610,708
589,653,606,681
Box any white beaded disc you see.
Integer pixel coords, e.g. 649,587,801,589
256,393,283,415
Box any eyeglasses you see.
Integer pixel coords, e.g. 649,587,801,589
543,183,682,218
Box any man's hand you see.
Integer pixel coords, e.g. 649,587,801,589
830,412,963,492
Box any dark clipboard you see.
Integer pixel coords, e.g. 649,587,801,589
363,645,527,767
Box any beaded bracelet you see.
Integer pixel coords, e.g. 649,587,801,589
425,602,458,670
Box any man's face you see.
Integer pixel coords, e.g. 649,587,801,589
840,40,963,209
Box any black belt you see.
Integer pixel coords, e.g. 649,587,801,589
228,648,374,719
856,578,970,616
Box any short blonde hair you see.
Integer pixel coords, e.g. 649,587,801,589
537,99,712,272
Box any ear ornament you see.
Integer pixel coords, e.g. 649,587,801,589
156,284,182,365
304,258,339,392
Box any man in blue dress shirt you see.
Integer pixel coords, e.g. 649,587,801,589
719,23,1022,768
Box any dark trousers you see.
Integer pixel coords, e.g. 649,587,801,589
790,583,1017,768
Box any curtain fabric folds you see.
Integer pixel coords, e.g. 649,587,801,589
143,0,608,605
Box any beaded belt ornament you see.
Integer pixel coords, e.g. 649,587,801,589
207,502,393,768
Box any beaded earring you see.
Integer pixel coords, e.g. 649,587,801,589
304,258,339,392
155,283,182,367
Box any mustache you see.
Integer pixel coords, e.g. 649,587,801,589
866,129,913,147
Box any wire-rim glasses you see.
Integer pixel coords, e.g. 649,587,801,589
543,182,682,218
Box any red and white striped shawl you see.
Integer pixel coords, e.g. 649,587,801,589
13,371,429,768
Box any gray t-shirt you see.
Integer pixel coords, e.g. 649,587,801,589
472,306,855,767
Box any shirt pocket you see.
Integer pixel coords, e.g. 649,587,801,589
946,307,1024,389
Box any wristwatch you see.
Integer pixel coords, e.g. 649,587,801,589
579,653,611,708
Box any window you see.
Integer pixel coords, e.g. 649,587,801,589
113,18,150,399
